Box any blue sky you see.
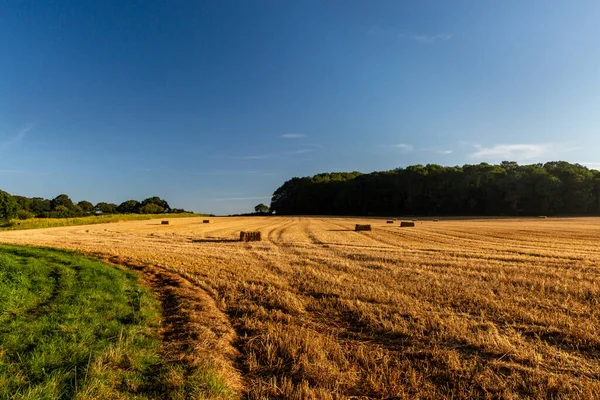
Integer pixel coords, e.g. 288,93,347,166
2,1,599,214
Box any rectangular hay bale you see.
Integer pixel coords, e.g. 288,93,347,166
161,221,169,225
240,231,262,242
355,224,372,231
203,220,210,223
386,220,394,224
400,221,415,227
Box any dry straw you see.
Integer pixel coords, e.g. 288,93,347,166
240,231,262,242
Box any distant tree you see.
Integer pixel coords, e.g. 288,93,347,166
254,203,270,214
52,205,70,218
77,201,95,214
29,197,51,216
139,203,164,214
70,205,84,217
13,196,31,212
141,197,170,212
17,209,35,220
95,202,118,214
0,190,18,223
117,200,141,214
51,194,74,211
269,161,600,217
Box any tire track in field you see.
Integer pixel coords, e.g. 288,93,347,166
355,223,588,267
99,254,245,396
407,227,596,260
260,220,593,385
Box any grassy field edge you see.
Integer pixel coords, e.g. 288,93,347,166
0,244,238,399
1,213,208,231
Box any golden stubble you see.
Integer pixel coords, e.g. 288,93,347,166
1,216,599,399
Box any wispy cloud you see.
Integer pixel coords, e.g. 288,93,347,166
234,144,321,160
0,124,34,153
293,149,314,154
471,144,550,160
409,33,452,43
580,162,600,170
234,155,269,160
393,143,414,152
212,196,271,202
369,26,452,44
280,133,306,139
420,147,453,155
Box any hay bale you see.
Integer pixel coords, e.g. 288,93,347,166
386,220,394,224
203,220,210,223
240,231,262,242
433,219,439,222
538,216,548,219
161,221,169,225
412,219,418,222
400,221,415,227
355,224,372,231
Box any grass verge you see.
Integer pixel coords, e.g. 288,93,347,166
2,213,206,231
0,244,163,399
0,244,235,399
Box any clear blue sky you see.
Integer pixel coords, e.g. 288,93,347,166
2,1,599,214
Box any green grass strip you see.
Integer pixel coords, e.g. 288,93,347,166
0,245,165,399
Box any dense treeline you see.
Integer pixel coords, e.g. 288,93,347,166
0,191,191,223
270,161,600,216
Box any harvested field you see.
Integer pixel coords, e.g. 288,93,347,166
1,216,600,399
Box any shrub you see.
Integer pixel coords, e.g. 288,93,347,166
0,190,18,223
17,209,35,220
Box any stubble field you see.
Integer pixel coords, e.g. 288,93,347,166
1,216,599,399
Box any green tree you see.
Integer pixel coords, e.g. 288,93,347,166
51,194,74,211
139,203,164,214
17,209,35,220
70,205,84,217
254,203,270,214
118,200,141,214
13,196,31,212
269,161,600,216
29,198,51,216
95,202,118,214
141,197,170,212
77,201,95,214
52,205,70,218
0,190,18,223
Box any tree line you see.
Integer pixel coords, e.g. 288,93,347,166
270,161,600,216
0,192,190,223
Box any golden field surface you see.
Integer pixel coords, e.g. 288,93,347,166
1,216,599,399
